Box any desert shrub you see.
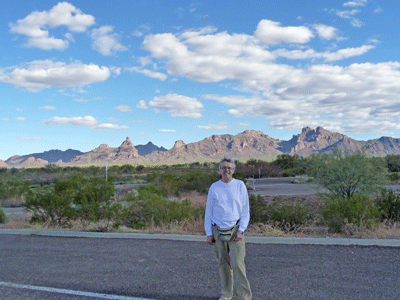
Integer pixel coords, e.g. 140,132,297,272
0,208,7,223
265,201,313,232
385,154,400,172
306,150,386,198
147,170,220,196
321,194,379,233
0,179,30,207
25,186,77,227
272,154,303,170
121,185,205,229
25,174,117,227
376,189,400,222
387,172,400,182
249,194,267,223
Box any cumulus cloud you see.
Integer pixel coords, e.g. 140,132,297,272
313,24,338,40
343,0,367,7
137,19,399,135
114,105,133,112
334,9,364,27
158,129,175,132
138,93,203,118
198,122,230,130
92,123,129,130
126,66,167,81
91,26,128,56
0,60,110,92
43,116,97,126
9,2,95,50
254,20,314,45
15,117,26,122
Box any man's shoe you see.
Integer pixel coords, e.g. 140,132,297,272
218,297,232,300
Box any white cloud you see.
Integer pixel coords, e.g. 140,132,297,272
114,105,133,112
335,9,364,27
138,93,203,118
133,30,144,37
1,118,9,121
92,123,129,130
17,136,43,141
43,116,97,126
40,106,56,110
343,0,367,7
0,60,111,92
126,66,167,81
313,24,338,40
139,21,400,135
198,121,230,130
15,117,26,121
158,129,175,132
239,122,251,126
91,26,128,56
254,20,314,45
9,2,95,50
374,6,383,13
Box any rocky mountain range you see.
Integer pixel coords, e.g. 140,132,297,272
3,126,400,167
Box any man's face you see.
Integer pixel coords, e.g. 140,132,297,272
219,161,235,182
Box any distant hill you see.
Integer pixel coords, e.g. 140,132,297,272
5,149,85,166
4,127,400,167
135,142,167,156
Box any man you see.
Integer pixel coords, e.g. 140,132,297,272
205,157,252,300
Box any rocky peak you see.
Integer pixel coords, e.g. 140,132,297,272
116,137,139,158
173,140,185,148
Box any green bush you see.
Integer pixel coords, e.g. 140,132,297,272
321,194,379,233
147,170,220,196
265,201,313,232
376,189,400,222
25,174,117,227
0,208,7,223
121,185,205,229
387,172,400,182
306,150,386,198
25,186,77,227
249,194,267,223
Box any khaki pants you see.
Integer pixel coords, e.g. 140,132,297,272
212,225,252,300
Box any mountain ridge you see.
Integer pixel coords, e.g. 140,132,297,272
3,127,400,167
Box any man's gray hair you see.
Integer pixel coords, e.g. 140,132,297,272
219,156,236,170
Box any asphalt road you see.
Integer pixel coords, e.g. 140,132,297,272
1,234,400,300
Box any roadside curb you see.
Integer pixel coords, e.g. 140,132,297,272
1,229,399,247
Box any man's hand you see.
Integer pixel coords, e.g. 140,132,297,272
206,235,215,246
233,231,244,243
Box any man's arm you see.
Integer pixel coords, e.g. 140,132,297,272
204,184,215,239
238,181,250,233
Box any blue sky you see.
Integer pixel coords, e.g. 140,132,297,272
1,0,399,161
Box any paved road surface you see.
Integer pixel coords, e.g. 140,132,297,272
1,234,400,300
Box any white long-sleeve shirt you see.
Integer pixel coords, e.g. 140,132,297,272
204,179,250,236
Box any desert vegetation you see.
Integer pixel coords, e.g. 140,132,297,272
1,151,400,238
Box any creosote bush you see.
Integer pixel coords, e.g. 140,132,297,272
25,174,118,228
265,201,313,232
0,208,7,224
120,185,205,229
376,189,400,222
321,194,379,233
249,194,313,232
